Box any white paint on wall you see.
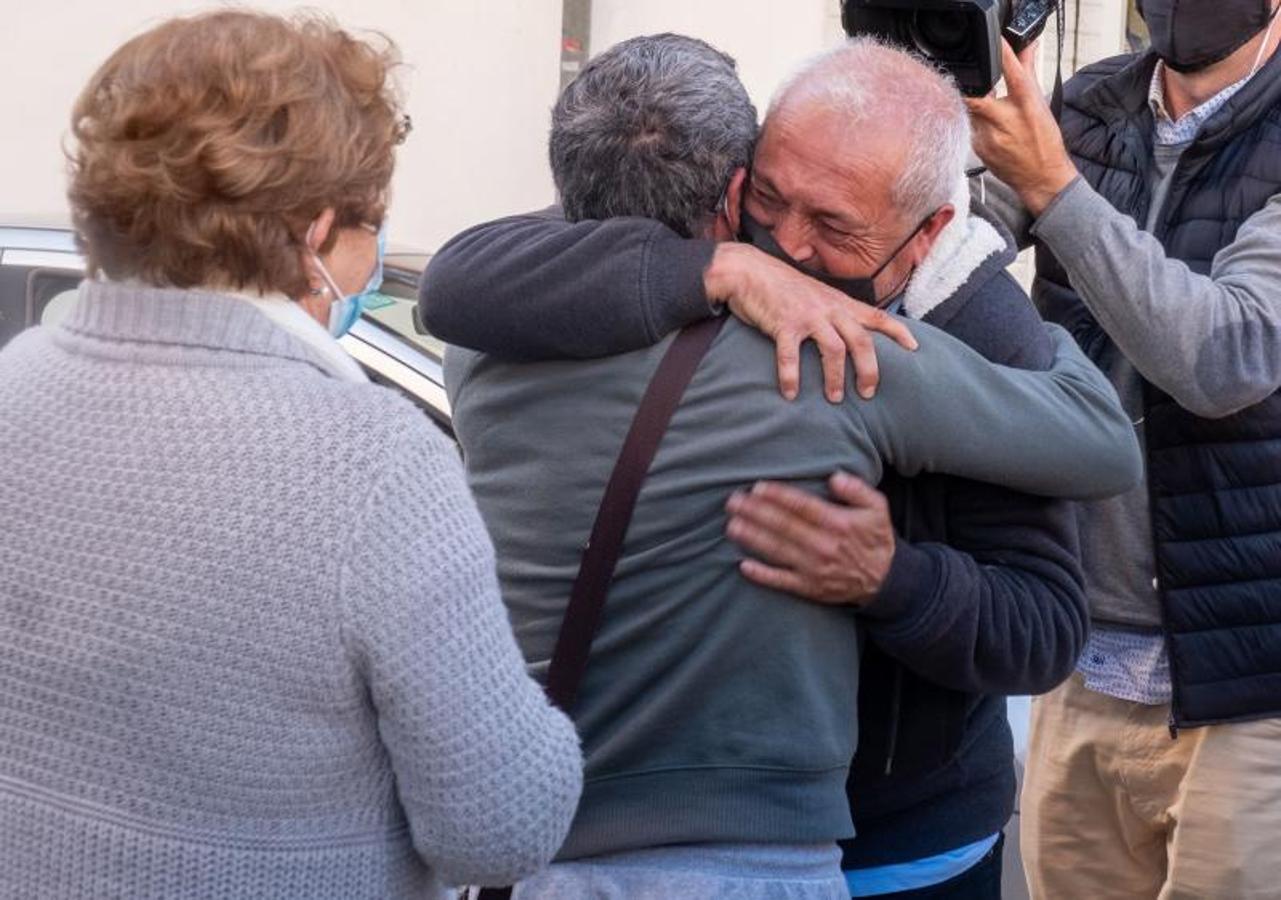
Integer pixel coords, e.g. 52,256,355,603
0,1,563,254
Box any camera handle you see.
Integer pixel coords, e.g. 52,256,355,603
1050,0,1065,119
966,1,1063,199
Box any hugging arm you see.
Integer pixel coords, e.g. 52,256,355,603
418,207,715,360
860,321,1142,500
864,483,1087,694
419,207,917,400
732,476,1089,693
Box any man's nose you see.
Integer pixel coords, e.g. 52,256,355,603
772,211,815,264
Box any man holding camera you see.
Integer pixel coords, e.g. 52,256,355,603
966,2,1281,897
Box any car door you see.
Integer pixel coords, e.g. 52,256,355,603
0,226,83,345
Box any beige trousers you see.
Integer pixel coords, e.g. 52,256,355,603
1020,673,1281,900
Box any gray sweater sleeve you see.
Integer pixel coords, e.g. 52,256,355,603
1032,177,1281,418
859,321,1142,499
339,418,583,887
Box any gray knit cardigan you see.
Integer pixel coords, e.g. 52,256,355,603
0,281,582,899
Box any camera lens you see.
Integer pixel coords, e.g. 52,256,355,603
909,9,972,61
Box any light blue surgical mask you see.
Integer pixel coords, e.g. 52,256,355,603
309,222,387,338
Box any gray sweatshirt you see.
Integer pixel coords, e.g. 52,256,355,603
446,316,1139,860
981,170,1281,627
0,281,583,899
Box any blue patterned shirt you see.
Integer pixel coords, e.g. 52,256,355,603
1148,60,1251,146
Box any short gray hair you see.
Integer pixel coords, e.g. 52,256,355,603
550,33,758,237
767,37,970,222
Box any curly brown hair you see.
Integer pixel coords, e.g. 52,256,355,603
67,10,406,297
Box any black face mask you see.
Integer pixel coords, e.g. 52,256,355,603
1138,0,1279,73
737,209,928,307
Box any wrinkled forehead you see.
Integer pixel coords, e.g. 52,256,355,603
753,101,908,224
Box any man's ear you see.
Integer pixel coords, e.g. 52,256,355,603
911,204,956,264
723,167,748,236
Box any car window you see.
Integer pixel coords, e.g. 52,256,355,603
360,254,443,359
0,254,82,347
29,268,82,322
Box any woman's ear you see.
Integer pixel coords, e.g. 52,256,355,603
298,207,338,306
306,208,338,253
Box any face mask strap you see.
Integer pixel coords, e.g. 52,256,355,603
866,209,942,307
868,210,939,282
740,206,937,306
304,220,345,301
1249,0,1281,77
306,219,386,303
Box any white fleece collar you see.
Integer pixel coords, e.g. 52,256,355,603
229,291,368,383
900,178,1008,321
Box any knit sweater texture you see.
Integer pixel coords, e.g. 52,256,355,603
0,280,583,900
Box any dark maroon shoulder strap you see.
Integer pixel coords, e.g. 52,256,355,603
477,315,725,900
544,315,725,711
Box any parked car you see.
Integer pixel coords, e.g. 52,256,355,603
0,219,450,434
0,216,1033,898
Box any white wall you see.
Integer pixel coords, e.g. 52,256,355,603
590,0,843,115
1038,0,1129,90
0,1,563,253
3,1,1136,253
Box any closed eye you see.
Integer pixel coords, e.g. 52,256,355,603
752,189,783,213
818,219,854,241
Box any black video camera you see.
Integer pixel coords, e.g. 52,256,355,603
841,0,1056,96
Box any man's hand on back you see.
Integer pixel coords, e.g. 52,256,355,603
725,473,895,606
703,243,918,403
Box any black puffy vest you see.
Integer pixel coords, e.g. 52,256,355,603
1035,51,1281,727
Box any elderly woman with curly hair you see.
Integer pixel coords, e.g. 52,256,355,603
0,11,581,899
